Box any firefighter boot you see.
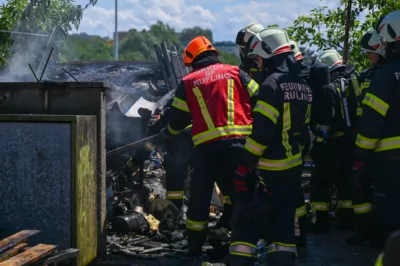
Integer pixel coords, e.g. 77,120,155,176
346,212,373,245
296,215,308,247
267,252,297,266
186,229,205,257
310,211,330,233
215,203,233,230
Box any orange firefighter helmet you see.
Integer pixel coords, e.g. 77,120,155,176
183,36,218,67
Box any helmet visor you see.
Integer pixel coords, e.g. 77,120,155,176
236,29,247,48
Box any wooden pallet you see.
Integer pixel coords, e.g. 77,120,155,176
0,230,79,266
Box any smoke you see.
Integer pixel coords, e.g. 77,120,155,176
0,1,172,170
0,1,79,82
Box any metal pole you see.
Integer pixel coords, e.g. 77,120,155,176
343,0,352,63
114,0,119,60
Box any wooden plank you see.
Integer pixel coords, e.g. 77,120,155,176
0,230,40,253
0,244,27,262
0,244,57,266
32,248,80,265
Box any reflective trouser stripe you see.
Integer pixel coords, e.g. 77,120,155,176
311,202,330,211
375,253,383,266
338,200,352,209
268,242,297,255
258,153,302,171
223,195,232,205
353,202,373,214
295,205,307,218
230,242,256,257
167,191,185,200
186,219,208,231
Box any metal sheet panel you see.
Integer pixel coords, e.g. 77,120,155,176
0,121,71,250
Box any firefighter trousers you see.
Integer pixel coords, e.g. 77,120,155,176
164,132,193,209
295,185,307,244
351,165,374,234
310,136,354,227
229,166,302,266
186,141,243,251
372,158,400,243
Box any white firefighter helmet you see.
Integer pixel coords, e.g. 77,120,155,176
289,40,303,61
247,27,292,59
316,49,344,70
236,22,265,48
378,10,400,43
360,29,385,57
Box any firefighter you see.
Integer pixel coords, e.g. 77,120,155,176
290,40,309,81
346,28,386,245
147,100,193,215
228,27,312,266
354,10,400,248
164,36,259,256
236,22,265,84
290,39,310,247
310,49,358,232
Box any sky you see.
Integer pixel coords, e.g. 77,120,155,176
0,0,341,41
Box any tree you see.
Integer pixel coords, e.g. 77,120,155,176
219,51,240,66
58,35,112,62
179,27,214,44
284,0,400,70
0,0,97,66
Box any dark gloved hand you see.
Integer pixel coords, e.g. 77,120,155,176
353,161,366,192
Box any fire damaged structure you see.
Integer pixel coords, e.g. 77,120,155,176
0,39,381,266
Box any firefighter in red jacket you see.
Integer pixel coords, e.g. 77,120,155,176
165,36,259,256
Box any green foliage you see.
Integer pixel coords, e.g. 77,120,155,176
0,0,28,65
284,0,400,70
179,26,214,44
58,35,113,61
0,0,97,66
219,51,240,65
57,20,241,65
